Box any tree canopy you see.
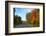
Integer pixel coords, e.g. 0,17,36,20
14,15,22,25
26,9,39,26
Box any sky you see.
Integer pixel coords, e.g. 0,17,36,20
14,8,32,21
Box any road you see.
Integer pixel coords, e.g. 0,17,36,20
14,23,33,28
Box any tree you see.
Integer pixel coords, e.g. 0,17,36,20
14,15,22,25
26,9,39,26
26,12,32,24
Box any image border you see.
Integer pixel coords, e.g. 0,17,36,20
5,1,45,35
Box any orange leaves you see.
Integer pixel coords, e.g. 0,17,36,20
26,9,39,25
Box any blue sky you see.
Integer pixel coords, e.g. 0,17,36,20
14,8,32,21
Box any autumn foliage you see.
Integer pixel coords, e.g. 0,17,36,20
26,9,39,26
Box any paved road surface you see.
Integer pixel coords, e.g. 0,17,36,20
14,23,33,28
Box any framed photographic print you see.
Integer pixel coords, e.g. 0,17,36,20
5,1,45,35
